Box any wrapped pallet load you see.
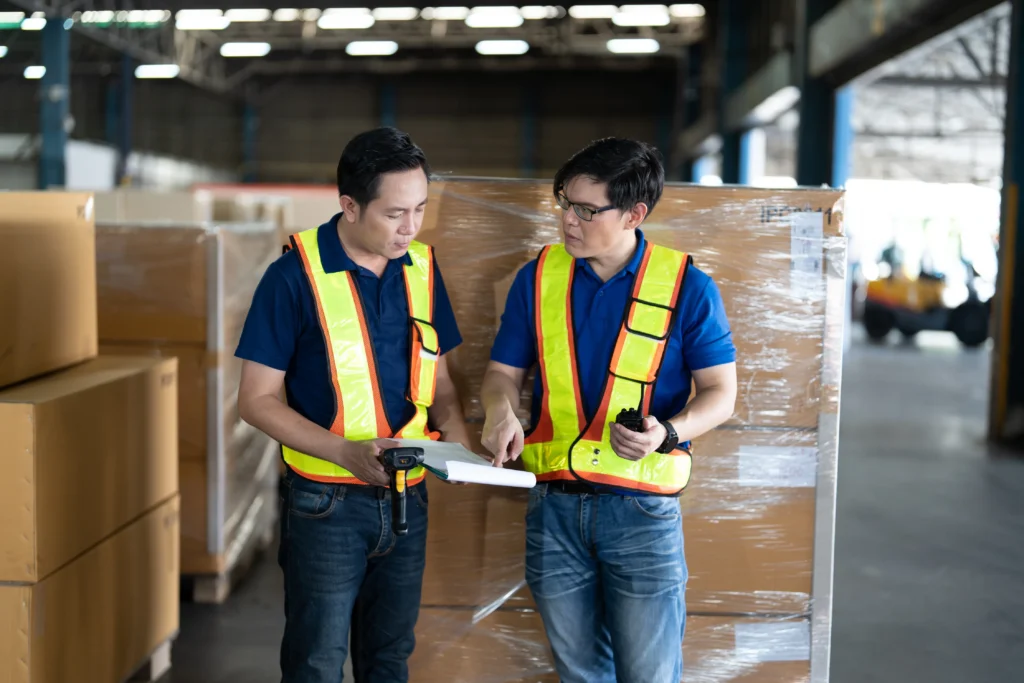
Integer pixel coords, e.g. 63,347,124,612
94,215,282,602
403,178,845,683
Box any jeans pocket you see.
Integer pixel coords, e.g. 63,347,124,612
289,484,338,519
526,488,544,517
410,483,428,511
630,495,681,521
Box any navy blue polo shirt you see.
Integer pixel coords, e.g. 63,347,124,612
235,214,462,433
490,229,736,444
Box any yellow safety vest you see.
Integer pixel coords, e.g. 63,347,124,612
281,228,440,485
522,242,693,495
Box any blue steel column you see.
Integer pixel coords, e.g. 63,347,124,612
991,0,1024,446
796,0,846,187
691,156,711,183
679,42,703,182
116,52,133,185
831,85,853,187
38,17,70,189
738,129,757,185
718,0,746,184
242,97,258,183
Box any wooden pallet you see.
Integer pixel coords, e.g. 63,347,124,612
184,488,278,605
127,638,174,682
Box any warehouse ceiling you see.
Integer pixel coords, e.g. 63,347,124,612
0,2,706,93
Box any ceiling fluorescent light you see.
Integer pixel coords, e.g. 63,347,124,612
301,8,322,21
221,41,272,57
372,7,419,20
669,3,705,18
225,9,272,22
21,16,46,30
568,5,617,19
0,46,8,58
318,8,374,30
465,6,523,28
24,65,45,79
81,10,115,23
520,5,558,19
175,10,230,30
606,37,660,54
345,40,398,56
475,39,529,55
422,7,471,20
273,8,300,21
135,64,180,79
0,12,25,23
613,5,670,27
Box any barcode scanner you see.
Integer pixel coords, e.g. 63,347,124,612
379,447,425,535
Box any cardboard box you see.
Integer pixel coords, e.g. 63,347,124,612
95,221,279,347
93,189,213,223
0,495,180,683
411,608,811,682
0,355,178,583
0,192,98,388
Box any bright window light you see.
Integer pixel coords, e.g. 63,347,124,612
225,9,272,22
24,65,45,79
669,3,705,18
175,10,230,30
421,7,470,20
372,7,419,20
520,5,558,19
345,40,398,56
475,39,529,55
301,8,322,21
612,5,670,27
318,8,375,29
21,16,46,30
465,6,523,28
220,41,272,57
606,37,660,54
135,64,180,79
273,8,300,21
0,46,8,58
80,10,115,23
568,5,617,19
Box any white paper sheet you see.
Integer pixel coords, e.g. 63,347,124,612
390,440,537,489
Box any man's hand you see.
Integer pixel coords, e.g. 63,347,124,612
481,403,525,468
337,438,398,487
609,415,667,462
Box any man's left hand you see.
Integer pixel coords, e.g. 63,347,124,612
609,415,667,461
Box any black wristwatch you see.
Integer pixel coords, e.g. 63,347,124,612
655,420,679,454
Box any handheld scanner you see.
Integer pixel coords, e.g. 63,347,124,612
380,447,425,536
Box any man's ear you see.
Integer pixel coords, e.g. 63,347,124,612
627,202,649,229
339,194,360,222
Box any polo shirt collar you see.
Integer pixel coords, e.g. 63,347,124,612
575,228,648,279
318,212,413,274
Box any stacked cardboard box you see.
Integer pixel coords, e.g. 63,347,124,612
94,218,281,585
0,193,181,682
410,179,845,682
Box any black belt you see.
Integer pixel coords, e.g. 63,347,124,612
547,480,606,495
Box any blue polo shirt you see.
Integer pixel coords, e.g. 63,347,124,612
235,214,462,434
491,229,735,444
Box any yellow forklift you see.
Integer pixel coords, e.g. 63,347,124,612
862,235,993,348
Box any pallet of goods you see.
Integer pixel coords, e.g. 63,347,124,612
407,178,845,683
93,207,282,604
0,193,181,682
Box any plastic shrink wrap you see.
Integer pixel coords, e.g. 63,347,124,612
407,178,845,683
94,217,281,578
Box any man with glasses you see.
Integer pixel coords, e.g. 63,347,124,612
479,137,737,682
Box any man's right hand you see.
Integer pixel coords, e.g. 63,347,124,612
337,438,397,487
481,403,524,468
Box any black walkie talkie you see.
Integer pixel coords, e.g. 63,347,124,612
379,447,425,535
615,407,645,432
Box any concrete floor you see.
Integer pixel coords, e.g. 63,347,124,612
161,327,1024,683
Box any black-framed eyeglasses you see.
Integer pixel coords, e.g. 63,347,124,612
556,192,615,222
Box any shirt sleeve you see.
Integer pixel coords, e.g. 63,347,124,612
431,256,463,355
489,262,538,370
680,272,737,371
234,256,301,371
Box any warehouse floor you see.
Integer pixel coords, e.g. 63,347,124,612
160,326,1024,683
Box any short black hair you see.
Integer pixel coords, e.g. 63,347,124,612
553,137,665,215
337,127,430,207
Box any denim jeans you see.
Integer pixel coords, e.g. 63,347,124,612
278,468,428,683
525,483,687,683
